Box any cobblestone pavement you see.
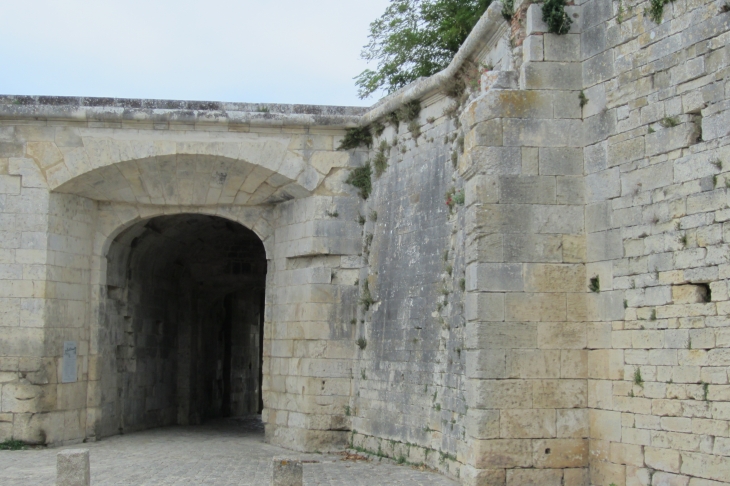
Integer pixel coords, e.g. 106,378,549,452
0,417,457,485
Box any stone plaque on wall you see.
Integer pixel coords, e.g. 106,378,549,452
62,341,77,383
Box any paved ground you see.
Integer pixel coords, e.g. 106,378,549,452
0,417,457,485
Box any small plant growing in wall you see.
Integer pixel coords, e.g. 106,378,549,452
646,0,675,24
650,308,657,321
357,338,367,350
712,159,723,171
338,126,373,151
360,280,375,310
660,116,680,128
542,0,573,34
407,120,422,140
397,100,421,124
0,439,25,451
702,382,709,401
579,91,589,108
373,141,389,177
445,188,465,211
589,275,600,293
371,121,385,138
345,163,373,199
633,367,644,387
502,0,515,20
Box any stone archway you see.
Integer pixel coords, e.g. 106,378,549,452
92,213,267,438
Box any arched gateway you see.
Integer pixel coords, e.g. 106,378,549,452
97,214,267,437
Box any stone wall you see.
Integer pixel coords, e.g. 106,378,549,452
579,0,730,483
0,1,729,484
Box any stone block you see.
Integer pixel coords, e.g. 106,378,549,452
57,449,90,486
465,292,504,322
583,49,615,87
466,322,537,349
539,147,583,175
533,439,588,469
465,175,499,205
466,263,523,292
504,234,563,263
500,409,556,438
468,379,533,409
607,136,645,167
507,349,561,378
465,146,522,175
590,409,622,442
466,349,507,379
507,468,562,486
544,34,581,62
469,438,533,468
0,142,23,158
561,350,588,378
538,322,587,349
557,409,588,438
556,176,585,205
465,119,503,150
525,264,586,293
533,379,587,408
466,409,500,439
468,90,553,123
680,452,730,483
505,292,567,322
645,123,700,157
586,167,620,202
466,233,503,263
500,176,556,204
521,62,583,91
0,175,22,195
534,205,585,234
584,141,607,174
645,447,682,473
460,466,506,486
526,4,548,34
502,118,580,148
523,35,544,63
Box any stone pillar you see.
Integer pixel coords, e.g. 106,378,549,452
264,196,361,452
57,449,90,486
271,457,303,486
459,5,592,484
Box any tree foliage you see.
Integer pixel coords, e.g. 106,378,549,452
355,0,491,99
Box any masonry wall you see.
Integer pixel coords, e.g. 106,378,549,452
348,94,469,476
579,0,730,484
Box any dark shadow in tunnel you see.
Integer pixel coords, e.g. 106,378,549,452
99,214,266,438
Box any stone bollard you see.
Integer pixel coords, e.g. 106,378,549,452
271,457,302,486
57,449,90,486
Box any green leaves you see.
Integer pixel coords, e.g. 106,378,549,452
356,0,491,98
542,0,572,35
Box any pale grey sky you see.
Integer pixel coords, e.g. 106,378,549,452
0,0,391,106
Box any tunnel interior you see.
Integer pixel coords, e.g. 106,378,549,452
99,214,266,437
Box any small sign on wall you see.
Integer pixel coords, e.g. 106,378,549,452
62,341,77,383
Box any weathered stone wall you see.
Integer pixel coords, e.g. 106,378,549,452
579,0,730,484
0,1,729,483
